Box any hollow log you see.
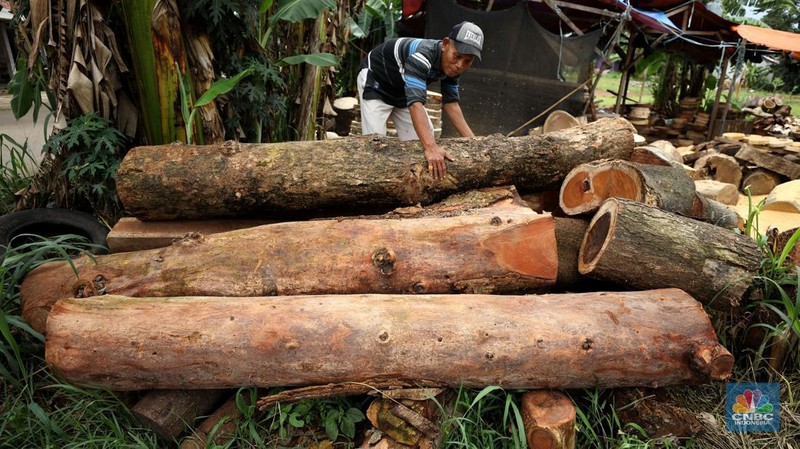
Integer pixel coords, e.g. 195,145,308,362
21,202,557,334
116,118,635,220
559,160,696,216
131,389,227,441
552,217,612,292
45,289,733,390
521,390,576,449
578,198,761,310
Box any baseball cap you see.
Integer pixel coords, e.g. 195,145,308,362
448,21,483,61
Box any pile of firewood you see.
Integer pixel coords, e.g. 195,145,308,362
21,118,773,448
741,95,799,138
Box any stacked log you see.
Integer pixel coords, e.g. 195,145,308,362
18,118,752,445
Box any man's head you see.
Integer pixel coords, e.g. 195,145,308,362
441,21,484,77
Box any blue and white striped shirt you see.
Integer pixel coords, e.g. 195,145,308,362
360,38,460,108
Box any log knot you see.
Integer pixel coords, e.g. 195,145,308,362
372,247,397,276
219,140,241,156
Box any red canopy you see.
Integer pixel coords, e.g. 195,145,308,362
734,24,800,53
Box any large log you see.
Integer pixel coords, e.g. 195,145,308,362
558,159,741,229
116,118,635,220
578,198,761,310
21,202,557,334
559,160,696,216
44,289,733,390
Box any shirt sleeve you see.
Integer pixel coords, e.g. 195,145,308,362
402,50,432,106
440,77,460,104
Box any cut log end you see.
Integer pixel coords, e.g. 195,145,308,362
691,344,734,381
559,163,643,216
577,203,616,274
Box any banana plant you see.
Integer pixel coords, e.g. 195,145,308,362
178,67,253,145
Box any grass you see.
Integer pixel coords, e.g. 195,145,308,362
594,71,800,113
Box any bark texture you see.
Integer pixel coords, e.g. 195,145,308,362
521,390,576,449
735,144,800,180
116,118,634,220
21,202,557,334
131,389,226,440
559,160,696,216
44,289,732,390
579,199,761,310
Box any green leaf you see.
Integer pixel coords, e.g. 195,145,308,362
269,0,335,25
259,0,273,13
194,68,254,108
347,17,367,38
8,64,34,120
340,416,355,439
288,411,305,428
279,53,339,67
324,414,339,441
345,407,365,422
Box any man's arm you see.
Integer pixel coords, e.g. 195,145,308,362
443,101,475,137
409,101,451,180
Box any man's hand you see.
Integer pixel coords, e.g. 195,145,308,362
423,143,453,180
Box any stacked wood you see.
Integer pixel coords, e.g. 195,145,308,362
735,144,800,180
762,179,800,213
20,201,558,335
115,118,635,220
578,199,761,311
363,389,448,448
44,289,733,390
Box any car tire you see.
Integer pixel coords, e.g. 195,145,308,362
0,208,109,257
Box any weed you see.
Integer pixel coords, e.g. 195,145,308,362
436,385,527,449
0,134,38,214
42,113,129,223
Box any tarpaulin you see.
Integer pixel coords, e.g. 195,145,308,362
734,24,800,53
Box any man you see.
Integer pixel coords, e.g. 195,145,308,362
357,21,483,180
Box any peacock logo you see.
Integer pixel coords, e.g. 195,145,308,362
732,389,773,414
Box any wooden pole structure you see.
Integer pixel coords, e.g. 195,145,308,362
614,27,638,115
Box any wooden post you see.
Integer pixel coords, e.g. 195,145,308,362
707,50,730,141
614,27,638,115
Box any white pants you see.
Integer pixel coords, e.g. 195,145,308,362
356,68,433,141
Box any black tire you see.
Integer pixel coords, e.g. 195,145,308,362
0,208,109,257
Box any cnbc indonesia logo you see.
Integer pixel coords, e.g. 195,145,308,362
726,383,780,432
731,389,774,423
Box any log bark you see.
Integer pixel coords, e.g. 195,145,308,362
552,217,611,292
130,389,227,440
689,194,742,229
116,118,635,220
578,198,761,310
21,202,557,334
735,144,800,180
741,168,782,195
521,390,576,449
559,160,696,216
45,289,733,390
